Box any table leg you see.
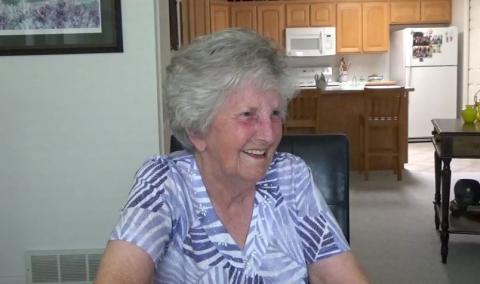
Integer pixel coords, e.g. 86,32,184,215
434,151,441,230
440,157,451,264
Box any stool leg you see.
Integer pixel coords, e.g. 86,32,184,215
397,126,402,181
359,121,363,175
364,122,369,181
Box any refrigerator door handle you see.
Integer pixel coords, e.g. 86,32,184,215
406,67,412,87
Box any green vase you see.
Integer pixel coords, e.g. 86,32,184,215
462,105,477,123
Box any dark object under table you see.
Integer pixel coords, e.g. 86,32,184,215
431,118,480,263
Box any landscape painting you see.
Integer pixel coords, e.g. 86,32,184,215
0,0,122,55
0,0,102,35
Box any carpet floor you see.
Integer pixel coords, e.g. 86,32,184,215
349,143,480,284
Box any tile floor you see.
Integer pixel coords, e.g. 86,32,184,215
406,142,480,173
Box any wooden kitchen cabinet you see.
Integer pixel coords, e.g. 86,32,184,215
286,2,335,27
230,2,285,49
336,2,362,53
231,4,257,30
390,0,451,24
181,0,211,45
210,3,230,33
362,2,389,52
286,3,310,27
337,1,389,53
257,3,286,48
420,0,451,23
289,88,409,171
390,0,420,23
311,3,336,26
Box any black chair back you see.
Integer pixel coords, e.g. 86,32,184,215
170,134,350,241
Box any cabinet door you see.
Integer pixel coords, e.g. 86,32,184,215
231,4,257,31
257,3,286,49
286,4,310,27
182,0,211,45
211,3,230,33
337,2,362,53
420,0,451,23
362,2,389,52
310,3,336,26
390,0,420,24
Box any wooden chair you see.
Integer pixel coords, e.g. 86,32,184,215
283,93,319,134
360,87,405,181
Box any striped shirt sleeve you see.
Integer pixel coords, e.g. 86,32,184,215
110,157,173,263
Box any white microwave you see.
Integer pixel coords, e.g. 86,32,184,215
285,27,336,57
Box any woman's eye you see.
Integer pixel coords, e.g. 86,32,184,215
272,110,281,117
241,111,253,117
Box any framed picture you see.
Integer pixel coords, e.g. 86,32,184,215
0,0,123,55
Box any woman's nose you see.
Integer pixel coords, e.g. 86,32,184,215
256,116,278,142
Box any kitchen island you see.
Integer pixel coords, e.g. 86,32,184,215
285,86,412,171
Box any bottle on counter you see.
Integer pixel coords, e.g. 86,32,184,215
339,57,350,83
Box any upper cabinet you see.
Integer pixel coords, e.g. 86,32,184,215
257,3,286,48
210,3,230,33
311,3,336,26
390,0,420,23
229,2,285,49
286,3,310,26
336,2,362,53
181,0,451,53
390,0,451,24
363,2,389,52
181,0,211,45
420,0,451,23
231,4,257,30
337,1,389,54
286,2,335,27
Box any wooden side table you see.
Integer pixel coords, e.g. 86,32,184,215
431,119,480,263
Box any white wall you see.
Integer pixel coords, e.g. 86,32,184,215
286,53,389,81
468,0,480,102
0,1,161,283
452,0,467,109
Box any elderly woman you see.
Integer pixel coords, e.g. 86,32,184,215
95,28,369,283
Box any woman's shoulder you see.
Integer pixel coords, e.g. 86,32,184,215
130,151,195,194
124,151,195,210
136,150,195,176
271,151,308,171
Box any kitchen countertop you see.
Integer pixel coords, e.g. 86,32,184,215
300,84,414,93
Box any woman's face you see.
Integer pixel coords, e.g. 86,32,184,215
191,82,283,188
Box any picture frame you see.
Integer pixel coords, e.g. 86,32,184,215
0,0,123,56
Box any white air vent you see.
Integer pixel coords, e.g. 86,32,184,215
26,249,103,284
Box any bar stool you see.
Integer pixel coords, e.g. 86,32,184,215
360,87,405,180
284,93,319,134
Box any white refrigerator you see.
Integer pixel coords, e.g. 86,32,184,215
390,26,458,140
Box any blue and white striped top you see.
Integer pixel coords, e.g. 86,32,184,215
111,150,349,283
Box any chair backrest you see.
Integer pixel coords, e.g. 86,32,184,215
364,87,404,120
284,94,318,133
276,134,350,241
170,134,350,241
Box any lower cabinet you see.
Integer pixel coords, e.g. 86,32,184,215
285,89,409,171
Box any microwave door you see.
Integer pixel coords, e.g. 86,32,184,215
289,35,321,56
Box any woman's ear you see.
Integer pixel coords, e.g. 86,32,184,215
187,131,207,152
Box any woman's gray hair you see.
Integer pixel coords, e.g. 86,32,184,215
165,28,296,151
